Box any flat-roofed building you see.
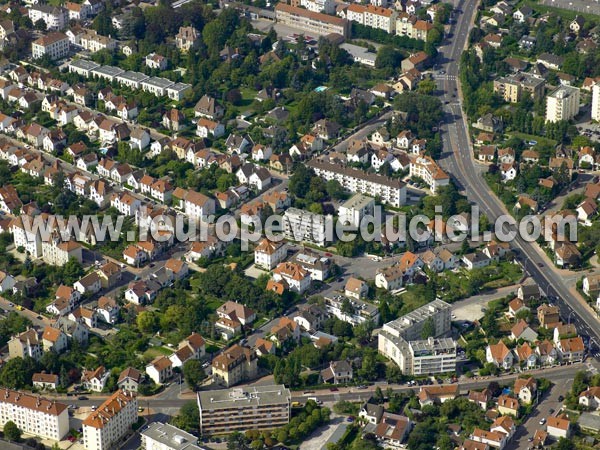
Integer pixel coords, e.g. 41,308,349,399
90,65,125,82
325,294,380,325
546,85,581,123
141,422,203,450
404,337,457,375
68,59,100,77
141,77,175,97
166,83,193,101
0,388,69,440
283,207,333,247
116,71,150,89
275,3,350,37
379,299,452,371
198,385,291,435
338,193,375,228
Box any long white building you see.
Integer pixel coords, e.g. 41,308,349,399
83,390,137,450
307,159,407,207
198,385,291,435
0,388,69,441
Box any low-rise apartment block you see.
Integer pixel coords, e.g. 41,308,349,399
211,344,257,387
82,390,137,450
324,294,380,325
0,388,69,440
283,207,332,247
346,4,398,33
379,299,453,373
198,385,291,435
32,32,70,61
338,193,375,228
403,337,457,375
307,159,407,207
275,3,350,38
493,73,546,103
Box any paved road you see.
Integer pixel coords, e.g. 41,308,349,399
507,375,574,450
437,0,600,354
48,363,586,413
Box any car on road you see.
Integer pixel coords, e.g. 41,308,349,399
36,316,42,320
325,252,333,257
338,278,344,282
346,417,355,422
78,396,88,400
558,395,564,402
538,263,544,267
439,70,446,74
8,303,13,307
330,387,339,392
539,418,546,425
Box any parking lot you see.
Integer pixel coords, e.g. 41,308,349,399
577,122,600,142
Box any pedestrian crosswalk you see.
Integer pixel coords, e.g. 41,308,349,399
434,75,458,81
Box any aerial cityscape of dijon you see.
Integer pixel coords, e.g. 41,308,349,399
0,0,598,448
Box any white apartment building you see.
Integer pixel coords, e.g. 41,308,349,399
275,3,350,38
338,193,375,228
592,82,600,122
379,299,453,372
182,190,215,223
10,215,43,257
198,385,291,435
0,389,69,440
254,238,287,270
409,155,450,194
82,390,137,450
79,30,116,53
32,32,70,61
141,422,203,450
324,294,381,325
402,337,457,375
546,85,581,123
283,207,332,247
300,0,336,13
307,159,407,207
28,5,68,30
346,4,398,33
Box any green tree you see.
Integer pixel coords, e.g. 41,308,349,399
4,421,21,441
183,359,206,391
170,401,199,432
136,311,159,333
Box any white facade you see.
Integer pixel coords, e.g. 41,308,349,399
82,390,137,450
0,389,69,441
307,160,407,207
546,85,581,123
592,83,600,122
